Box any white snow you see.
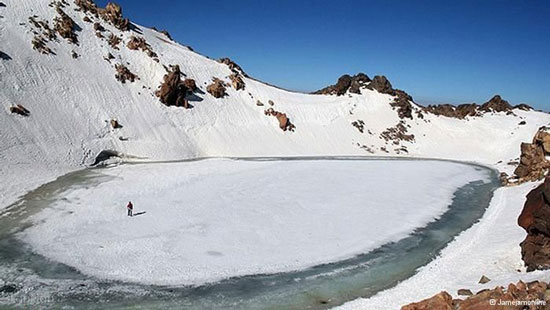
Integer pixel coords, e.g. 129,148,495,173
0,0,550,308
335,182,550,310
20,159,489,286
0,0,549,213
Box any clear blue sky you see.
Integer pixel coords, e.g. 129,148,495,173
97,0,550,109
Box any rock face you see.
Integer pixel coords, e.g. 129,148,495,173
155,65,190,108
54,8,78,44
402,281,549,310
207,78,227,98
264,108,295,132
99,2,130,31
512,127,550,183
313,73,371,96
229,73,245,91
518,176,550,271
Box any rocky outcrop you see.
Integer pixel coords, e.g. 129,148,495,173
264,108,296,132
31,36,53,55
75,0,99,16
423,95,531,119
10,104,30,116
207,78,227,98
218,57,248,77
402,281,549,310
313,73,371,96
99,2,130,31
114,64,137,83
155,65,190,108
512,127,550,183
518,176,550,271
423,103,479,119
54,7,78,44
365,75,392,94
401,291,452,310
479,95,512,112
351,120,365,133
380,121,415,144
229,73,245,91
107,34,121,49
127,36,158,59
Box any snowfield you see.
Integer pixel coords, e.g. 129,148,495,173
20,159,490,286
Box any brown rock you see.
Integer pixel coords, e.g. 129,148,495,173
313,73,370,96
229,73,245,91
99,2,130,31
478,275,491,284
218,57,248,77
264,108,295,132
457,289,473,296
401,291,453,310
480,95,512,112
114,64,137,83
519,176,550,271
110,119,122,129
366,75,393,94
9,104,30,116
268,100,275,106
207,78,227,98
183,78,197,92
127,36,157,58
107,34,122,49
155,65,190,108
513,127,550,183
256,100,264,106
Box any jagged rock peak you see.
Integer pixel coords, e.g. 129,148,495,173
313,73,371,96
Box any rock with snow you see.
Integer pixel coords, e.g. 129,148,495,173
155,65,190,108
207,78,227,98
99,2,130,31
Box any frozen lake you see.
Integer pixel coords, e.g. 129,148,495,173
0,157,498,309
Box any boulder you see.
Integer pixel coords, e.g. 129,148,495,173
401,291,453,310
54,8,78,44
9,104,30,116
155,65,190,108
518,176,550,271
207,78,227,98
107,34,122,49
513,127,550,183
127,36,157,58
114,64,137,83
403,281,549,310
264,108,295,132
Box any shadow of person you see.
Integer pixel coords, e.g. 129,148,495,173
133,211,147,217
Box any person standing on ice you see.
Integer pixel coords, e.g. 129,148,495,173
127,201,133,217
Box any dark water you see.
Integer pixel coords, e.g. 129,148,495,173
0,157,499,309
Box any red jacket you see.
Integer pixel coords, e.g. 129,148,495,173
127,202,133,210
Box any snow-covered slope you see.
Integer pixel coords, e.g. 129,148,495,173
1,0,549,210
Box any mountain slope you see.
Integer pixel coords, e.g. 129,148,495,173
1,0,549,210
